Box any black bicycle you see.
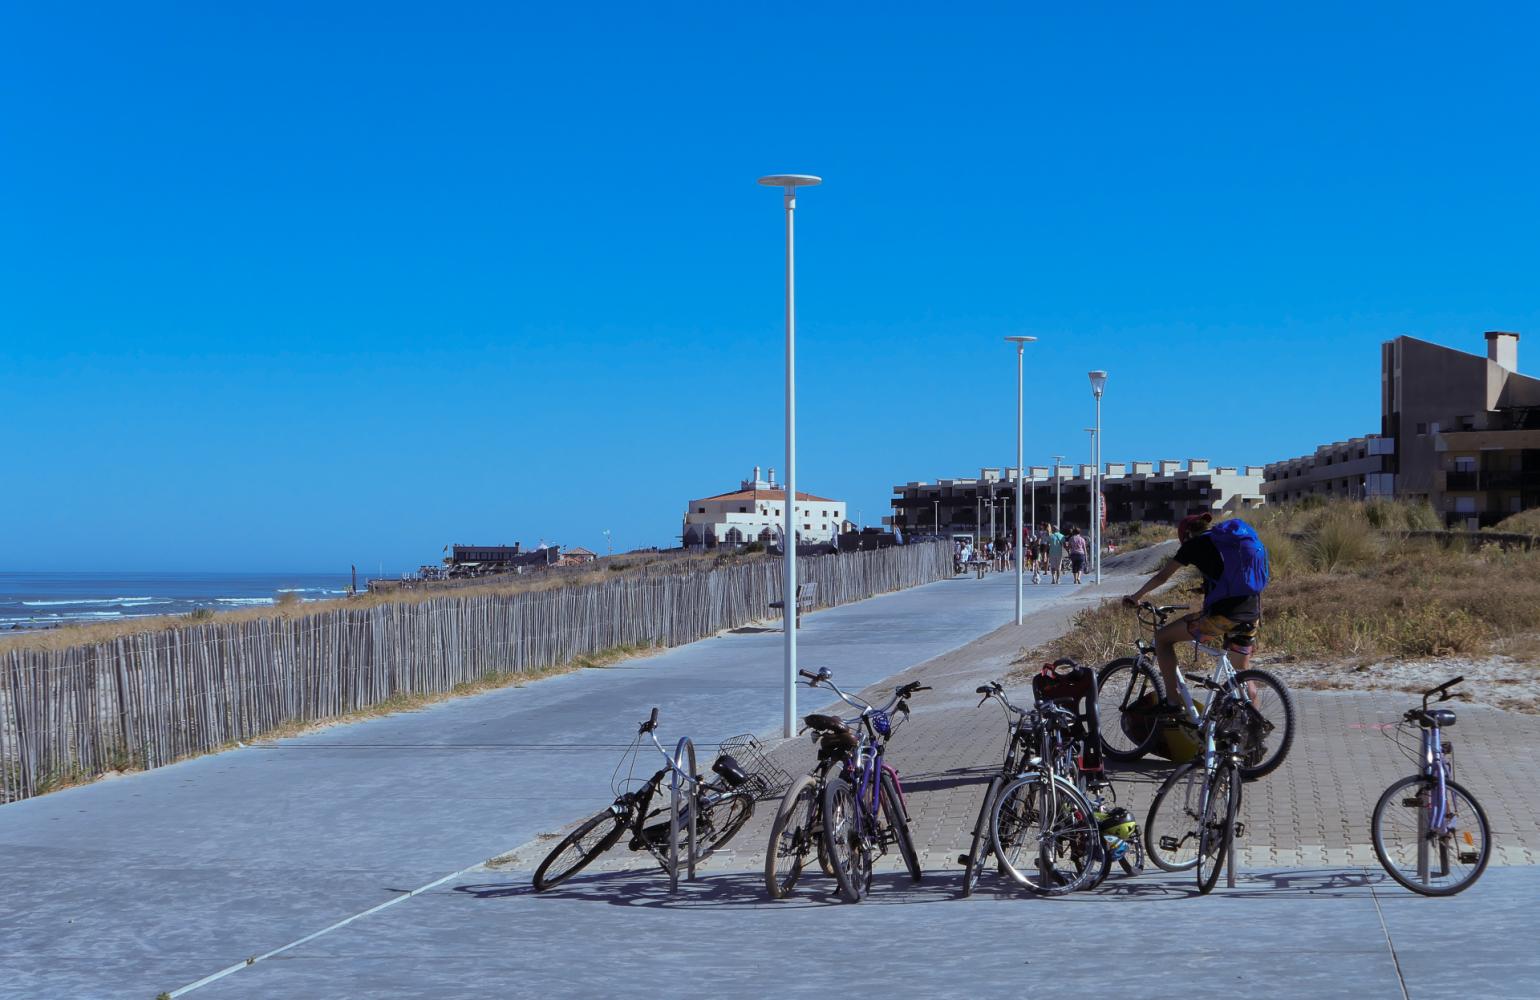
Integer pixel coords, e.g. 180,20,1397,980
533,708,786,892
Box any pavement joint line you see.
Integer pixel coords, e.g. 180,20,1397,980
1366,866,1413,1000
164,853,503,997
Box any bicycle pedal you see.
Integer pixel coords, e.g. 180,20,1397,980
1233,823,1245,838
1401,798,1421,808
1159,836,1181,851
1459,851,1479,864
957,854,971,867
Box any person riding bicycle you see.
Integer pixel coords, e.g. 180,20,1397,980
1121,512,1270,725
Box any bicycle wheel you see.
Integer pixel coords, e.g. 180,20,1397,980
1231,668,1296,780
1145,762,1204,872
765,774,820,899
992,775,1103,896
696,791,754,862
961,775,1004,897
820,777,870,903
1119,831,1147,877
1196,763,1239,895
881,769,922,883
1371,775,1492,896
1096,657,1164,761
532,807,627,892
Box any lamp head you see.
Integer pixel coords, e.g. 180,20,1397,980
758,174,822,189
1004,336,1037,345
1088,370,1108,396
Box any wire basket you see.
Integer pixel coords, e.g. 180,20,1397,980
716,733,793,800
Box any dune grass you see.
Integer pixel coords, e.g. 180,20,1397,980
1036,498,1540,671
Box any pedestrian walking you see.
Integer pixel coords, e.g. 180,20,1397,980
1066,526,1089,583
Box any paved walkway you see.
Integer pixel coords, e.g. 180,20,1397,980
0,567,1098,1000
5,560,1538,999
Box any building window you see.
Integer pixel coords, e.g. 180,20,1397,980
1416,423,1427,435
698,507,705,513
739,506,748,512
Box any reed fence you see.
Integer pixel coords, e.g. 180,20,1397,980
0,542,949,802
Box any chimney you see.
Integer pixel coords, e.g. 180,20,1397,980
753,464,761,485
1486,331,1519,371
768,467,776,487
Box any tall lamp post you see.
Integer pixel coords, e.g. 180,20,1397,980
1089,370,1108,584
1004,336,1036,623
1052,454,1065,528
759,172,821,738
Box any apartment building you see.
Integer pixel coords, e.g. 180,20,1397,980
1264,331,1540,528
886,460,1263,540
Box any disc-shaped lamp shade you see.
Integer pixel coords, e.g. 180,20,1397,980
758,174,823,188
1004,336,1038,344
1088,370,1108,396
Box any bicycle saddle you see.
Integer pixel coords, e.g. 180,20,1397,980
711,753,751,788
803,713,848,733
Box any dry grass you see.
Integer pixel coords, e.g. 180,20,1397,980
1030,499,1540,690
0,549,769,655
1493,508,1540,536
1105,522,1177,552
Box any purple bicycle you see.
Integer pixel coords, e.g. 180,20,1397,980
798,667,927,902
1371,676,1492,895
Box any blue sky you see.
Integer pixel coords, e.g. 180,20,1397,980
4,3,1537,571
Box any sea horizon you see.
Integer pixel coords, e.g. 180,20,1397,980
0,570,381,631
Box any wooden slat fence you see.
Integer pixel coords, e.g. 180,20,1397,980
0,542,949,802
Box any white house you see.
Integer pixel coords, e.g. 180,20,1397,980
683,466,847,547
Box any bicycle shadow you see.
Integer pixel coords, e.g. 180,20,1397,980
459,868,971,909
896,766,995,793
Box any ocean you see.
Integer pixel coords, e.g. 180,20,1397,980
0,571,355,631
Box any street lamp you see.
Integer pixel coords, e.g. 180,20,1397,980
1052,454,1065,528
760,172,821,739
1089,370,1108,584
1005,336,1036,623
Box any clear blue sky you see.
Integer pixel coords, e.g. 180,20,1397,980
4,3,1537,572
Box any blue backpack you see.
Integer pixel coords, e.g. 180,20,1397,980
1203,519,1270,610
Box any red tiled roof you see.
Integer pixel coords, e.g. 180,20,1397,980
694,487,840,504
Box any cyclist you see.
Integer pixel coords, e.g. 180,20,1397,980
1121,512,1270,724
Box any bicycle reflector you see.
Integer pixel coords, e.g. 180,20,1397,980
871,710,892,737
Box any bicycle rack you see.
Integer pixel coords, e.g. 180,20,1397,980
669,737,698,890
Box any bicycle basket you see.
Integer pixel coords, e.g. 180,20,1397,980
716,734,793,800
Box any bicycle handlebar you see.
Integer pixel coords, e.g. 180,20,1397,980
802,667,923,724
1421,676,1464,709
639,707,659,734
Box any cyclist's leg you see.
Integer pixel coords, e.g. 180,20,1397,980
1154,616,1199,721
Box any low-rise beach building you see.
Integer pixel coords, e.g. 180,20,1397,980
683,466,847,547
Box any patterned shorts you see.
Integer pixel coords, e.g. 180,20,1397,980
1187,613,1260,655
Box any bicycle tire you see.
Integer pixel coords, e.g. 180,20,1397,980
1230,668,1296,780
532,808,627,892
696,791,754,863
765,774,820,899
820,777,869,903
1371,775,1492,897
961,775,1004,897
1145,762,1203,872
992,774,1103,896
881,769,922,883
1096,657,1164,761
1119,831,1147,877
1196,763,1239,895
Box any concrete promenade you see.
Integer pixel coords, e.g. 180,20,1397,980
0,567,1093,999
4,561,1538,999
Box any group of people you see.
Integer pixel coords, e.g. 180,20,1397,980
951,521,1095,584
1025,521,1092,584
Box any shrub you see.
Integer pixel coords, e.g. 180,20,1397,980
274,591,300,607
1304,510,1378,572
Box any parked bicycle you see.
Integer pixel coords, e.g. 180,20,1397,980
1144,634,1290,893
764,667,927,902
1371,676,1492,896
988,694,1108,896
533,708,786,892
1096,601,1295,779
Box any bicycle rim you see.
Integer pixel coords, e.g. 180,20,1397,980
962,776,1003,897
766,775,819,900
1145,762,1204,872
1371,776,1492,896
820,777,868,903
1231,668,1295,780
993,775,1102,895
1096,658,1163,760
532,808,627,892
1196,764,1237,894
